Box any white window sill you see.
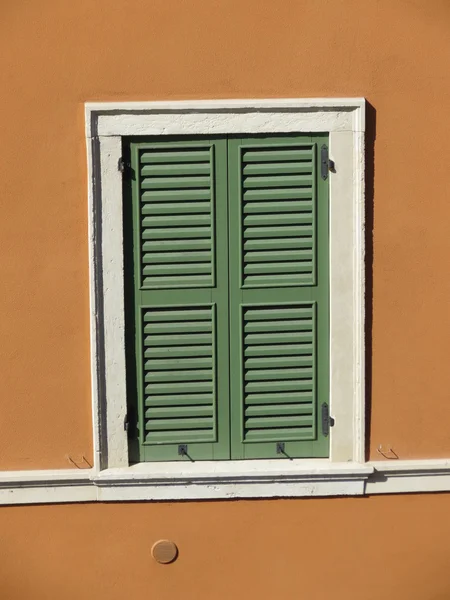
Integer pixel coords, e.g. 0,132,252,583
91,460,374,500
4,460,450,504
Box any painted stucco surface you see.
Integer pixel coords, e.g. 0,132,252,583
1,0,450,469
1,495,450,600
0,3,449,452
1,1,450,598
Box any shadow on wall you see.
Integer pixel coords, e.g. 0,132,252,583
364,100,376,461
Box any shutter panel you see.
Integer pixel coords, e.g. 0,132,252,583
129,140,230,461
140,147,214,289
242,146,315,288
228,135,329,459
143,305,216,443
242,303,315,442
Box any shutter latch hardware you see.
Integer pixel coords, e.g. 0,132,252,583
276,442,285,454
178,444,188,456
320,145,334,180
178,444,194,462
321,403,334,437
123,413,129,432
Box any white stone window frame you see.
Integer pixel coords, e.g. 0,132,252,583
85,99,371,500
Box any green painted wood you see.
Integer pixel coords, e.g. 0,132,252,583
125,133,329,462
128,139,230,461
228,134,329,459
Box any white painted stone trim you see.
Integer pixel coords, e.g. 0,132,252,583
85,99,366,138
85,98,367,484
3,461,450,504
0,469,96,506
0,463,372,504
93,461,373,500
366,460,450,494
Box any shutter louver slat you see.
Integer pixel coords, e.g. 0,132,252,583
143,228,211,240
242,303,316,443
244,189,312,200
243,161,313,175
146,357,213,370
244,200,313,213
143,202,211,215
145,394,213,407
141,150,212,163
142,190,211,201
244,238,312,250
242,149,313,162
140,146,214,289
143,305,216,445
142,164,211,176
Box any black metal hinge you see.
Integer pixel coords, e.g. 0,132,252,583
118,157,131,178
321,403,334,437
320,145,334,180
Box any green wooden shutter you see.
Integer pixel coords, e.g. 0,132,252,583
228,135,329,459
129,139,230,461
126,134,329,463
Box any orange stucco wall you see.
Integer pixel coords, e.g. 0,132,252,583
1,495,450,600
1,1,450,597
1,0,450,469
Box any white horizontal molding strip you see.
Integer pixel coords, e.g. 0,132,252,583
0,463,372,504
366,460,450,494
0,469,96,506
85,98,365,138
4,461,450,503
94,461,373,501
96,480,365,501
0,469,92,485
